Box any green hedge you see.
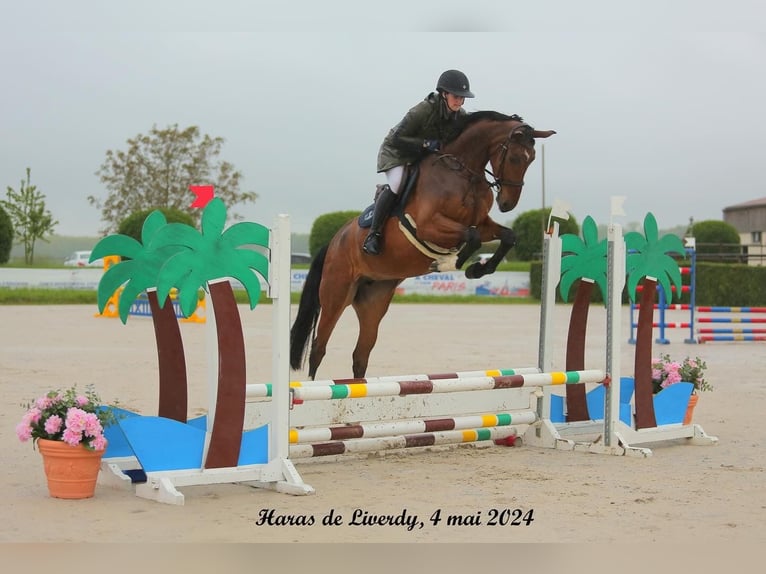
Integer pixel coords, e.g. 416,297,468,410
529,261,766,306
694,262,766,306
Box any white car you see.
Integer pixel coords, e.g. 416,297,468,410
64,250,104,268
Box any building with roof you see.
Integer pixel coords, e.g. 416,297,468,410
723,197,766,266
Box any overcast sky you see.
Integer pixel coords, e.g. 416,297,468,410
2,0,765,237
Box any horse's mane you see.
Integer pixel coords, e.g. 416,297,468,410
446,111,526,144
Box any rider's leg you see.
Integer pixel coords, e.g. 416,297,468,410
363,166,403,255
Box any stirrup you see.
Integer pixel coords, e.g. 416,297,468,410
363,232,382,255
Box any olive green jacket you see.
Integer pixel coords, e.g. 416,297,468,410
377,92,468,172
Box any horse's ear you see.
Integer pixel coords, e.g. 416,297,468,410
533,130,557,138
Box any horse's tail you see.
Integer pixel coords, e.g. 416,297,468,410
289,244,328,371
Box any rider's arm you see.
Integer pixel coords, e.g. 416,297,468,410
388,100,432,155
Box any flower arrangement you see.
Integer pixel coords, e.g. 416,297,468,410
16,385,117,450
651,354,713,394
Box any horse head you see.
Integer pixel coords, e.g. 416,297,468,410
488,120,556,213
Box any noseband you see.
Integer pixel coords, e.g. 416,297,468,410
485,124,532,196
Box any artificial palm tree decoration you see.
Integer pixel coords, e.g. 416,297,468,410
559,216,608,421
624,212,685,429
91,211,189,422
151,198,270,468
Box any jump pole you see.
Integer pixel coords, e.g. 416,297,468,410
288,411,538,445
289,426,521,459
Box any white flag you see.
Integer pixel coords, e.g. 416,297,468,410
610,196,626,217
550,198,571,221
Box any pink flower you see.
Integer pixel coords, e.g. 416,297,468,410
83,413,103,437
19,385,117,447
26,407,42,425
90,435,107,451
62,428,83,446
35,396,52,410
665,370,682,385
16,422,33,442
65,407,89,433
44,414,63,435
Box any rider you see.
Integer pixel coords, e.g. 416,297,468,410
362,69,475,256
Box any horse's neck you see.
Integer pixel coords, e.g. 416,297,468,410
446,122,508,171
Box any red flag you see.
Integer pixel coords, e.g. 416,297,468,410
189,185,214,208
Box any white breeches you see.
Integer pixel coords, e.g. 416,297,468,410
384,165,405,195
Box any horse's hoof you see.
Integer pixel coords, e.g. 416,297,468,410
466,262,490,279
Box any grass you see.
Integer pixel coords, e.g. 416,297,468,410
0,288,536,306
0,288,99,305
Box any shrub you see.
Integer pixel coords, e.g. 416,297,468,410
117,207,195,243
309,210,361,256
0,205,13,263
692,220,740,261
511,208,580,261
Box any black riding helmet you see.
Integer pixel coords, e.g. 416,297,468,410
436,69,475,98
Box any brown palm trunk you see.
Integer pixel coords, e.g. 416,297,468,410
148,290,187,423
204,281,246,469
565,280,593,421
634,278,658,429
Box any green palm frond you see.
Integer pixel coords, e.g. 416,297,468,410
150,222,206,251
97,260,140,314
150,198,272,311
625,212,685,302
91,234,143,261
200,197,227,238
559,216,608,301
153,255,201,314
92,210,193,322
221,221,270,250
141,210,171,245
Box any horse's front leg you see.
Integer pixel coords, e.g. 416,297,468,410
455,226,481,269
417,213,480,271
464,223,516,279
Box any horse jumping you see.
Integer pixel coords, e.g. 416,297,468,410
290,111,556,379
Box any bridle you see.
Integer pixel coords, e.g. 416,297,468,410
433,121,534,201
485,123,532,196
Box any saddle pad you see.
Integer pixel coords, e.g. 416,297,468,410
358,204,374,228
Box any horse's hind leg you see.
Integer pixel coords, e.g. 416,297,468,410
351,280,400,378
308,275,357,379
308,299,346,380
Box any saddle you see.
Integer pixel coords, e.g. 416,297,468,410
358,165,419,229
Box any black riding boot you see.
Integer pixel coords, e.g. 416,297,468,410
363,185,397,255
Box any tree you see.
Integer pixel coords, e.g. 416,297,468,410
1,168,58,265
691,220,740,260
152,198,270,469
511,208,579,261
309,210,361,256
90,124,257,233
624,212,685,430
0,205,13,264
559,216,608,421
91,211,189,423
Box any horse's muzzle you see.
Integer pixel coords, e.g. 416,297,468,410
496,189,522,213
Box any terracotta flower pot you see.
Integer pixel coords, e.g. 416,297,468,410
37,438,105,499
683,393,699,426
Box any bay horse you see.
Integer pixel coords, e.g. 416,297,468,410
290,111,556,379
